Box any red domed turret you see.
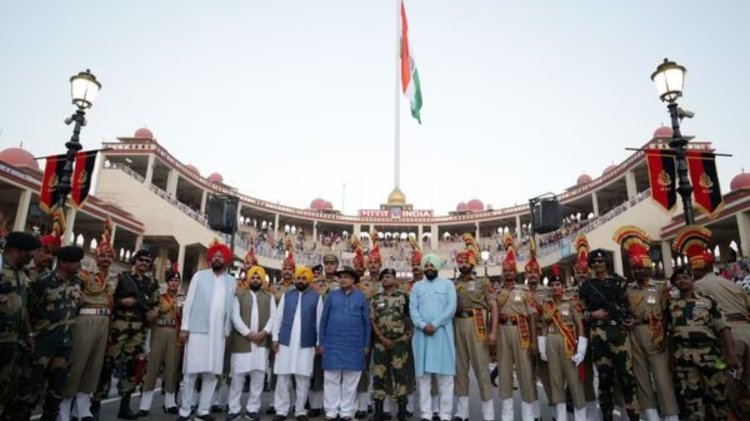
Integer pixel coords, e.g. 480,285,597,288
603,164,617,175
577,173,593,185
0,147,39,170
310,198,333,210
653,126,673,139
467,199,484,212
186,164,199,175
730,170,750,191
208,172,223,183
457,202,468,212
134,127,154,140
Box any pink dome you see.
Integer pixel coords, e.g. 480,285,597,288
0,147,38,170
208,172,223,183
730,171,750,191
310,198,333,210
653,126,673,139
467,199,485,212
603,164,617,175
186,164,199,175
456,202,468,211
134,127,154,140
577,173,593,185
323,200,333,210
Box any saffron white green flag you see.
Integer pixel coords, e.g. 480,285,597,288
400,1,422,123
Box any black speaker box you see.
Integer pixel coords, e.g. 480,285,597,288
207,197,237,234
532,198,562,234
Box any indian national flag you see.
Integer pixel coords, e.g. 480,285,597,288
400,0,423,124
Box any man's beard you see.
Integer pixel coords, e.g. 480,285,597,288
424,270,438,280
212,261,225,271
295,283,308,291
458,266,472,275
250,283,262,291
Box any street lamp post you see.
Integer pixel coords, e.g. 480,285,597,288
651,58,694,225
58,69,101,211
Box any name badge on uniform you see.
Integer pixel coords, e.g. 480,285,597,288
377,302,386,309
646,288,657,305
561,303,570,317
513,290,522,303
466,281,476,292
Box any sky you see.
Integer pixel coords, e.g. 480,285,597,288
1,1,748,216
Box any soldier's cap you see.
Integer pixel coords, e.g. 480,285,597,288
335,266,360,282
5,231,41,251
132,249,153,262
311,264,323,273
669,265,693,283
379,268,396,280
323,253,339,263
57,245,85,262
587,249,609,266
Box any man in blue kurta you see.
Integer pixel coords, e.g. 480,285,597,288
410,254,456,421
320,266,371,421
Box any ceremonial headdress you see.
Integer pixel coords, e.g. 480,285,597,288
368,230,382,264
456,233,478,267
547,264,563,285
294,266,314,283
166,262,181,281
421,253,443,270
351,237,366,271
524,236,541,275
573,234,590,272
613,225,653,269
502,233,517,272
672,225,714,270
283,236,295,269
40,234,62,251
207,239,232,263
244,246,257,267
409,237,423,268
96,217,114,258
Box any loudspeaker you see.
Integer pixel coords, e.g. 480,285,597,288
207,196,237,234
532,198,562,234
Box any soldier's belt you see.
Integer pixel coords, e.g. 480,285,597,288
727,313,750,323
79,308,112,316
633,320,650,326
547,324,575,334
591,320,618,327
455,310,473,318
156,319,177,327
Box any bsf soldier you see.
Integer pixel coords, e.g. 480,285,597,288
402,238,424,417
323,252,341,292
59,219,117,421
2,245,84,421
0,232,40,405
492,234,537,421
371,268,412,421
667,266,739,420
452,234,496,421
578,249,639,421
93,249,159,420
539,266,587,421
138,265,183,416
614,226,679,421
523,238,549,420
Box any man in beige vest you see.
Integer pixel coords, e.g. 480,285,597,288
227,265,276,420
137,266,183,416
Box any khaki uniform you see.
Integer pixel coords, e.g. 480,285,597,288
568,286,597,403
525,285,551,402
454,275,494,401
695,272,750,385
495,284,536,402
667,292,730,420
625,279,678,416
0,259,31,403
64,267,114,397
143,292,182,393
541,295,586,408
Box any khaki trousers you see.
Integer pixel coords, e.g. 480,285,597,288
496,324,535,402
453,317,493,401
630,325,678,416
546,334,585,409
142,326,180,393
63,315,109,397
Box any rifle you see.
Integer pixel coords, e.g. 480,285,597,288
587,280,630,325
118,272,153,313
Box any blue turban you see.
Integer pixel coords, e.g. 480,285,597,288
421,253,443,270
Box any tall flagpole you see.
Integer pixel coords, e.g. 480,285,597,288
394,0,401,190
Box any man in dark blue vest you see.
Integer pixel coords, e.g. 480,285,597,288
271,266,323,421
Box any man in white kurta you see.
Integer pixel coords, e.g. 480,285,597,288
178,244,237,421
272,267,323,420
227,266,276,420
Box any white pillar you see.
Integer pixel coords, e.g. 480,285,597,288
135,235,144,251
737,212,750,258
417,225,423,249
312,221,318,242
166,169,179,196
110,223,118,247
591,191,600,217
613,247,623,277
144,155,155,185
475,222,480,242
177,244,186,275
273,213,280,240
661,240,674,279
12,189,32,231
200,190,208,214
625,170,637,200
91,151,107,196
515,215,521,242
63,208,77,246
431,224,439,251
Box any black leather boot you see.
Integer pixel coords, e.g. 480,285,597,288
371,400,384,421
117,392,138,420
396,403,407,421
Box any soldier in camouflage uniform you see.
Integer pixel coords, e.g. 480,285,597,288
26,234,60,281
0,232,39,408
92,249,159,420
667,266,739,420
2,245,84,421
370,268,412,421
578,249,639,421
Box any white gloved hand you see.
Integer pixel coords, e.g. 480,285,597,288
539,336,548,362
571,336,588,366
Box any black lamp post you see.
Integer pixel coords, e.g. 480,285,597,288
58,69,101,212
651,58,694,225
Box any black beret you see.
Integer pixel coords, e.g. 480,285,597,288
311,264,323,273
166,270,181,281
669,265,693,283
335,266,360,282
5,231,41,251
587,249,609,266
57,246,85,262
379,268,396,280
132,249,153,261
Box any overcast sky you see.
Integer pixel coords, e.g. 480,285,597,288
1,1,748,215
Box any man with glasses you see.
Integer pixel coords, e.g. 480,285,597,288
578,249,639,421
93,249,159,420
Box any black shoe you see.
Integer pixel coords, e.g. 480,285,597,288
197,415,217,421
309,409,324,417
406,413,414,418
383,415,392,421
136,410,150,417
81,417,96,421
432,414,439,421
165,406,179,414
226,413,242,421
452,418,466,421
273,416,288,421
177,417,191,421
247,412,261,421
355,411,368,419
396,404,407,421
267,406,278,415
118,393,138,420
368,405,373,414
297,416,310,421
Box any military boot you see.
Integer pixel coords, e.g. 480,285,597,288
117,392,138,420
371,400,384,421
397,403,407,421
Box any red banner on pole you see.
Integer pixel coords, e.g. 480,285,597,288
71,150,98,208
39,154,66,213
686,150,724,219
645,149,677,213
